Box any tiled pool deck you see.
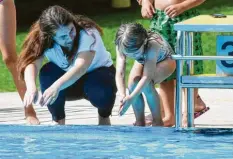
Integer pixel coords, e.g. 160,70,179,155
0,89,232,128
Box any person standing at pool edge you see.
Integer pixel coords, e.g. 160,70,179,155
138,0,209,126
0,0,39,124
18,5,117,125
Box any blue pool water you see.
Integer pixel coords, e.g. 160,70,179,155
0,125,232,159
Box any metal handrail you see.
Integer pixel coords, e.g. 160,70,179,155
172,55,233,61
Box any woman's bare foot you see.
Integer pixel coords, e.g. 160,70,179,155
51,119,65,125
25,116,40,125
98,115,111,125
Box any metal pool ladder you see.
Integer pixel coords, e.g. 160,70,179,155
172,15,233,129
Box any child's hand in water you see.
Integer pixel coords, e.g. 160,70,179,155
164,4,185,18
118,95,133,116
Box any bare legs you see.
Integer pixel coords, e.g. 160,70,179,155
130,58,207,127
129,58,176,126
98,115,111,125
143,82,163,126
128,79,162,126
159,80,175,127
128,61,145,126
0,0,39,124
159,81,206,127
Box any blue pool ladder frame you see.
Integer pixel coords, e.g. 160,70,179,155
172,15,233,130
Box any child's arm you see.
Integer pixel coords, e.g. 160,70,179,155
128,41,160,99
119,58,156,116
128,59,155,100
179,0,205,11
115,46,127,98
165,0,205,18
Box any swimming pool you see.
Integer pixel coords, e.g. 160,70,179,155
0,125,232,159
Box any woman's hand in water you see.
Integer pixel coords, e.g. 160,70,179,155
23,87,38,107
118,95,133,116
164,4,185,18
141,0,155,19
40,85,60,107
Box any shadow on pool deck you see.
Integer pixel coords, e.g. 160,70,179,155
0,89,233,127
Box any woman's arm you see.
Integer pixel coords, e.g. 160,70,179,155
115,47,126,96
52,51,95,91
23,56,44,107
24,56,44,90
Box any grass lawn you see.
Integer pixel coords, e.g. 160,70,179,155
0,0,232,92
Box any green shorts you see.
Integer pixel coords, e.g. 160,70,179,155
150,9,204,81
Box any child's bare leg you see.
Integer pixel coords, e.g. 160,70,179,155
152,58,176,126
144,82,175,127
159,94,165,119
132,95,145,126
160,80,175,127
128,61,145,126
129,81,145,126
143,82,163,126
129,58,176,126
144,93,164,126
